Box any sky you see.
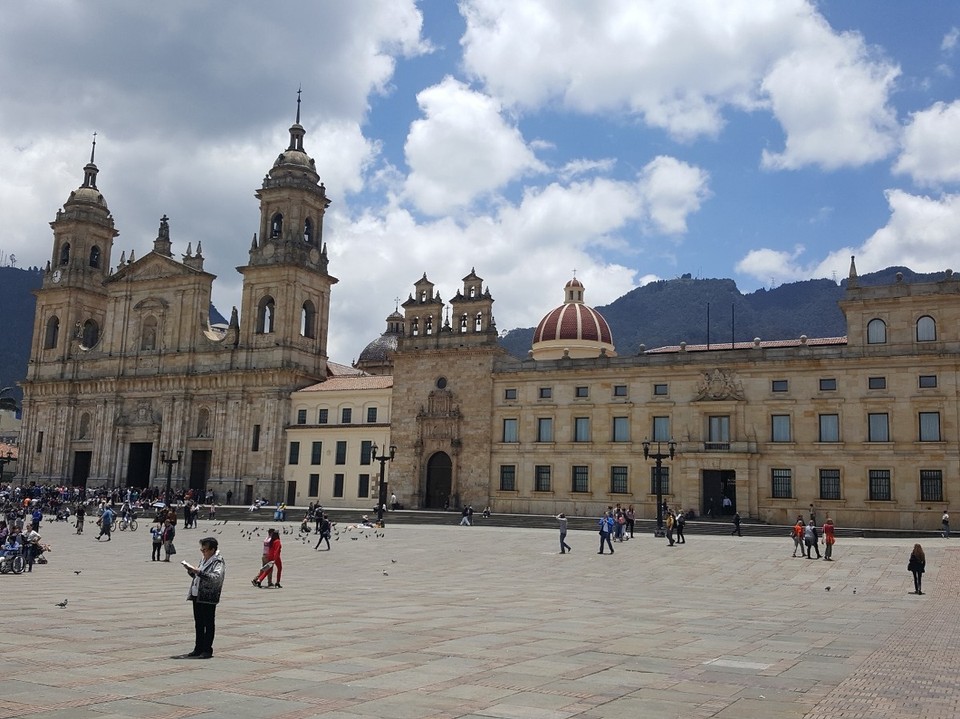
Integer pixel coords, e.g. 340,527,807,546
2,1,959,363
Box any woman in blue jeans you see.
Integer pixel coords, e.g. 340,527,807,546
598,512,615,554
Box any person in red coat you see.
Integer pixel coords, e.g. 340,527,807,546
252,529,283,588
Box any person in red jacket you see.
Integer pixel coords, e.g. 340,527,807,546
822,516,836,561
252,529,283,588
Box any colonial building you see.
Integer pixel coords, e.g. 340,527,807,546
386,264,960,530
19,101,351,503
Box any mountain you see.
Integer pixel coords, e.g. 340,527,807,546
0,266,227,405
499,266,945,359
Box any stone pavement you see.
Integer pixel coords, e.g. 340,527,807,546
1,518,955,719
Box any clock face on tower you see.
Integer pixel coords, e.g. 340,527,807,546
52,270,62,284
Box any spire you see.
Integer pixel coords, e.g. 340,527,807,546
90,132,97,163
296,84,301,124
847,255,859,289
287,88,305,152
82,132,99,189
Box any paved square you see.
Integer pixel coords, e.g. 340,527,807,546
2,518,955,718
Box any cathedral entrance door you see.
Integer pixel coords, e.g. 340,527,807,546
189,450,211,495
424,452,452,509
71,451,91,488
127,443,153,488
701,469,736,517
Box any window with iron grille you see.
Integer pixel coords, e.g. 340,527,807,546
341,407,352,424
318,409,329,424
308,474,319,496
819,469,841,500
311,441,322,465
771,468,792,498
333,474,344,498
610,466,628,494
297,409,307,424
920,469,943,502
366,407,378,423
572,465,589,493
360,441,372,465
288,441,300,465
869,469,891,501
499,465,516,491
649,466,670,495
335,441,347,465
534,465,551,492
357,474,369,498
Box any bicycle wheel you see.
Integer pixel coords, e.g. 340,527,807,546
129,519,138,531
11,556,25,574
118,520,127,531
111,519,118,531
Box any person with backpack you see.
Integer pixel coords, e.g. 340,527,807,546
803,519,820,559
598,512,615,554
315,514,332,550
675,508,686,544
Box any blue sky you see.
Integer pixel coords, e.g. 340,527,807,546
1,1,959,362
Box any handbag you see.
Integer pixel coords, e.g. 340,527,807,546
165,541,176,555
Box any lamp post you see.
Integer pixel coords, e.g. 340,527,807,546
642,438,677,537
159,449,183,506
0,451,16,481
371,442,396,526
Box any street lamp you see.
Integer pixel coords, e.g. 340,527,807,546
371,442,396,526
642,438,677,537
0,451,16,480
159,449,183,506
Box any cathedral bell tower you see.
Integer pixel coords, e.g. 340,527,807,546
237,91,337,377
29,136,117,370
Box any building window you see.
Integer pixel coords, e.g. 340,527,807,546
301,300,316,338
652,416,670,442
308,474,319,496
771,468,792,498
504,388,517,400
610,466,628,494
89,245,101,268
771,415,791,442
919,375,938,389
44,316,60,349
335,441,347,465
358,474,370,498
341,408,352,424
36,431,43,453
919,412,941,442
917,315,937,342
499,465,516,491
296,409,307,425
270,212,283,238
869,469,892,501
251,424,261,452
288,441,300,465
303,217,314,244
59,242,70,265
574,417,590,442
360,441,372,465
333,474,344,498
140,315,158,351
867,318,886,344
653,383,668,396
771,379,788,392
256,296,275,334
572,466,589,493
534,465,551,492
819,469,841,500
819,378,837,391
868,376,886,390
649,466,670,495
868,413,890,442
537,418,553,442
819,414,840,442
502,418,518,443
311,441,322,465
318,409,329,424
920,469,944,502
613,384,628,397
612,416,629,442
539,387,552,399
81,319,99,347
575,386,589,398
366,407,378,423
708,416,730,444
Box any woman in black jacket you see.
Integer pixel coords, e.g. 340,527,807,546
908,544,926,595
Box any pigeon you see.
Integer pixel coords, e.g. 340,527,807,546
382,570,388,576
55,599,68,608
74,570,82,575
391,559,397,563
825,586,831,591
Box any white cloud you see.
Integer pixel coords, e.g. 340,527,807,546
638,156,711,234
893,101,960,186
735,245,810,284
403,77,545,215
942,27,960,53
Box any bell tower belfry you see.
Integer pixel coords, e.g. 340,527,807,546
237,91,337,377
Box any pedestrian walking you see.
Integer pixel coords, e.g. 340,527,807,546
253,528,282,588
803,519,820,559
459,507,471,526
557,513,572,554
822,516,836,560
597,512,615,554
626,505,635,538
175,536,225,660
665,510,676,546
942,511,950,538
96,505,114,541
675,508,686,544
75,503,85,535
791,515,805,557
314,514,331,550
151,523,163,561
257,530,275,586
731,511,741,536
908,544,926,595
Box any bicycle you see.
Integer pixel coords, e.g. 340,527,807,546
118,515,139,532
0,549,25,574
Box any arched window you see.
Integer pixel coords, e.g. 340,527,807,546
270,213,283,238
81,319,99,347
917,315,937,342
59,243,71,266
411,317,419,336
141,315,158,351
89,245,101,269
44,316,60,349
459,314,468,333
867,318,886,344
469,286,476,298
425,315,433,335
257,296,275,334
301,300,316,338
78,412,91,439
475,312,483,331
303,218,314,244
196,408,211,438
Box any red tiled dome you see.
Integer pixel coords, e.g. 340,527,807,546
534,303,612,344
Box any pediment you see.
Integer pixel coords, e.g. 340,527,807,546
108,251,208,283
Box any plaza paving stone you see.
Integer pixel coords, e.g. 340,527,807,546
1,517,954,718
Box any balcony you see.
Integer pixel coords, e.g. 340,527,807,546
697,441,756,453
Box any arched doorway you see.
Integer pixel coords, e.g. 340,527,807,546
424,452,452,509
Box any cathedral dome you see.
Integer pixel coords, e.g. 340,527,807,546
531,278,615,360
354,310,404,375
